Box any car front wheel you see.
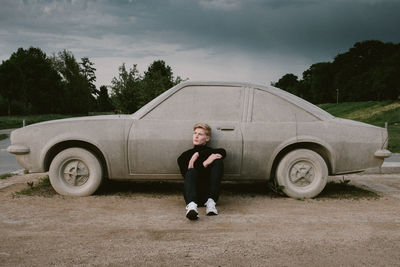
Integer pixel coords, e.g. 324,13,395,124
276,149,328,198
49,148,103,196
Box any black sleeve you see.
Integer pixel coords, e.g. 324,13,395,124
194,151,209,170
194,148,227,169
177,150,190,177
178,148,201,177
213,148,226,159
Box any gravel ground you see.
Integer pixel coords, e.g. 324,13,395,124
0,173,399,266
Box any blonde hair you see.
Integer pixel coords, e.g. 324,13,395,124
193,123,211,136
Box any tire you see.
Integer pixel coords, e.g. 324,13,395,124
276,149,328,198
49,148,103,196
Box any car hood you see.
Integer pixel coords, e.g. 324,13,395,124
27,114,131,127
10,114,132,143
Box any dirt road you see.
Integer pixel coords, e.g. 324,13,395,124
1,173,399,266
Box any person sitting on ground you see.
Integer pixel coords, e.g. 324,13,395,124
177,123,226,220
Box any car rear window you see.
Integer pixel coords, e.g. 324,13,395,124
252,89,318,122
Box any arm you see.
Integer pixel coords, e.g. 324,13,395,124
178,150,192,177
188,152,199,169
213,148,226,158
178,150,200,177
196,148,226,168
202,153,223,168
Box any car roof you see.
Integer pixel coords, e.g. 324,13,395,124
132,81,334,120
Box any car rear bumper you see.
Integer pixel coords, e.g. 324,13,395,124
374,149,391,159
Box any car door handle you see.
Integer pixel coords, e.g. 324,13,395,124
217,125,235,131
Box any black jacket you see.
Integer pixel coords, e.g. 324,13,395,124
177,145,226,177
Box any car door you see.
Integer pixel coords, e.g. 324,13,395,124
241,88,299,180
127,84,245,179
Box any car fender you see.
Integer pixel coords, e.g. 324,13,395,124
267,135,336,177
39,133,110,174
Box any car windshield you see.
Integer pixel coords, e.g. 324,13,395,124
131,84,179,118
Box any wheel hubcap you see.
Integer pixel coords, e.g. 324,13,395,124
62,160,90,186
289,161,314,187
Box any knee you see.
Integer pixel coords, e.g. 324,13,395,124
211,159,223,168
185,168,198,178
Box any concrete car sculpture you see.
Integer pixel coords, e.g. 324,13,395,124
8,81,391,198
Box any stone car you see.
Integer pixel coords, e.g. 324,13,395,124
8,81,391,198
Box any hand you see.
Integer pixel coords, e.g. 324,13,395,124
188,152,199,169
203,153,222,168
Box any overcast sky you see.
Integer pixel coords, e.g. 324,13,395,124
1,0,400,87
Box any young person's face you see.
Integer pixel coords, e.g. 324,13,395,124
192,128,210,146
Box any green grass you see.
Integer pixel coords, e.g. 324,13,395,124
0,114,73,130
13,176,56,197
0,133,8,141
0,113,115,130
318,180,379,200
319,101,400,152
0,173,14,179
387,124,400,152
319,101,400,126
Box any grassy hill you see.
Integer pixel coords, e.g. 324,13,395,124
319,101,400,152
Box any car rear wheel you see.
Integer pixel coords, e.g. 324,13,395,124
49,148,103,196
276,149,328,198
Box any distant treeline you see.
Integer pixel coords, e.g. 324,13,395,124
0,47,182,115
2,40,398,116
273,40,400,104
0,48,99,115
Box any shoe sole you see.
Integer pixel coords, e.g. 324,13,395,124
206,211,218,216
186,210,198,220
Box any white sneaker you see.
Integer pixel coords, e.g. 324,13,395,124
205,198,218,216
186,201,198,220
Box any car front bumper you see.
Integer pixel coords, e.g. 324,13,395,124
7,145,30,155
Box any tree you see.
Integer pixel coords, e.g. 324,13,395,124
0,47,100,115
51,50,91,114
110,60,184,113
110,63,141,113
273,74,300,95
139,60,176,108
0,47,64,115
80,57,98,111
0,59,24,115
80,57,97,95
97,85,114,112
274,40,400,103
302,63,335,103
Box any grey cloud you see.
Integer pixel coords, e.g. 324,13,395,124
97,0,400,59
3,0,400,59
1,0,400,84
258,0,318,9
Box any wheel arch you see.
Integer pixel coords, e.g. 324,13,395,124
43,140,109,179
269,141,334,180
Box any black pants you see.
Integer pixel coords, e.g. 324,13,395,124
184,159,224,205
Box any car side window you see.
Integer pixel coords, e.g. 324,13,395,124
143,85,244,121
252,89,317,122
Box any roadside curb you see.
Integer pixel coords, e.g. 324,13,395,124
364,166,400,174
363,153,400,174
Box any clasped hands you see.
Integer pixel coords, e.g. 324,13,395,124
188,152,222,169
